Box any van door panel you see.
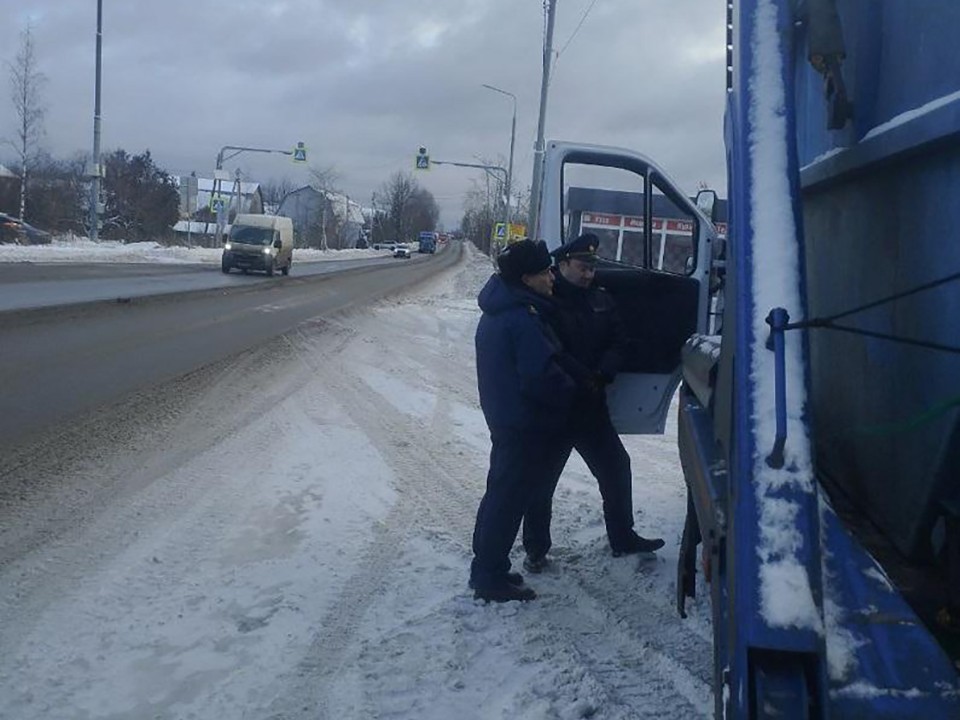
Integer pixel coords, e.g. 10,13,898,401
539,141,714,434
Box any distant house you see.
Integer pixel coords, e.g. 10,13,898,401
195,178,264,216
0,164,19,215
172,175,264,244
278,185,366,249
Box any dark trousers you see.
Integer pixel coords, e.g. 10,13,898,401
522,406,636,558
470,433,563,591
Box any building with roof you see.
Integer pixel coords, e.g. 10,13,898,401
277,185,366,249
565,186,728,274
172,175,264,244
0,164,20,216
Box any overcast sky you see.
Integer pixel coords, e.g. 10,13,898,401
0,0,727,229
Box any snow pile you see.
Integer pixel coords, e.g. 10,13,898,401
0,234,390,264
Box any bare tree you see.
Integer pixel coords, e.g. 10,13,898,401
407,186,440,235
380,171,416,242
460,178,501,253
260,177,295,209
7,25,46,225
377,171,437,243
309,164,341,250
28,151,89,234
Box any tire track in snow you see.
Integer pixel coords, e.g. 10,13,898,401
264,320,485,719
540,563,715,716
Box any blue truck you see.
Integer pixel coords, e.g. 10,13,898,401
418,231,437,254
533,1,960,716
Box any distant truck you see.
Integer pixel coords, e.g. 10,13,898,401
417,231,437,254
221,214,294,276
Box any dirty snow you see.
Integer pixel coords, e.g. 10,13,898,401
0,243,714,719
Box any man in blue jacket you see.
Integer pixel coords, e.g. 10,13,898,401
470,239,577,602
522,233,665,574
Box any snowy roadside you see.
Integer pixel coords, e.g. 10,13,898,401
0,235,394,265
0,243,714,719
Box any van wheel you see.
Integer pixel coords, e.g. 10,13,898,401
265,260,274,277
281,262,290,276
221,261,231,274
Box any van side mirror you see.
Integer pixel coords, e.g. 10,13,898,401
695,189,718,221
273,239,282,249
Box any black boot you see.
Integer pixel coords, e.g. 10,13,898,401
469,572,523,590
523,554,550,574
611,533,665,557
474,582,537,603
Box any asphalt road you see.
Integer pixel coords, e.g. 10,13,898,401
0,243,461,450
0,253,404,312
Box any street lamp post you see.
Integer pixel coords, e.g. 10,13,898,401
529,0,558,241
482,84,516,247
89,0,103,242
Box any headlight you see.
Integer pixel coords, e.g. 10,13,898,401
263,247,273,255
224,242,232,250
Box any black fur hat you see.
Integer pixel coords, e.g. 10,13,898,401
497,240,552,283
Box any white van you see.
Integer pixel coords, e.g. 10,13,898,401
221,214,294,276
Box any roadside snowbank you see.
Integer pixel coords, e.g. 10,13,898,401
0,235,391,264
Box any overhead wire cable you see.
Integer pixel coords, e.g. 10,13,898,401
555,0,599,60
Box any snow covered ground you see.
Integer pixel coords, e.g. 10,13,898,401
0,243,714,719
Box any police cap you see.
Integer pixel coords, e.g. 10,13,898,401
552,233,599,263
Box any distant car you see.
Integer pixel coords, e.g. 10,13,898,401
393,246,411,259
0,212,51,245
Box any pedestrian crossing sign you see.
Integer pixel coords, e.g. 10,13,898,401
292,142,307,163
415,146,430,170
210,195,226,213
494,223,506,239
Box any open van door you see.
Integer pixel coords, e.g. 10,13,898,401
537,141,717,434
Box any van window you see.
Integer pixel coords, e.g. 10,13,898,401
561,163,646,266
650,174,698,276
229,226,274,245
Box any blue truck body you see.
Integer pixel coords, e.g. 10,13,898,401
532,2,959,715
418,231,437,254
675,0,960,716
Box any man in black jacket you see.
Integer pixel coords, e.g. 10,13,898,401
522,233,664,572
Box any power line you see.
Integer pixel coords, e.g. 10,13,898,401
556,0,599,60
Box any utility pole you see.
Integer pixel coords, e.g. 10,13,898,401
528,0,557,241
481,84,516,249
89,0,103,242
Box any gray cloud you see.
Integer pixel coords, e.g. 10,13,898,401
1,0,727,228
